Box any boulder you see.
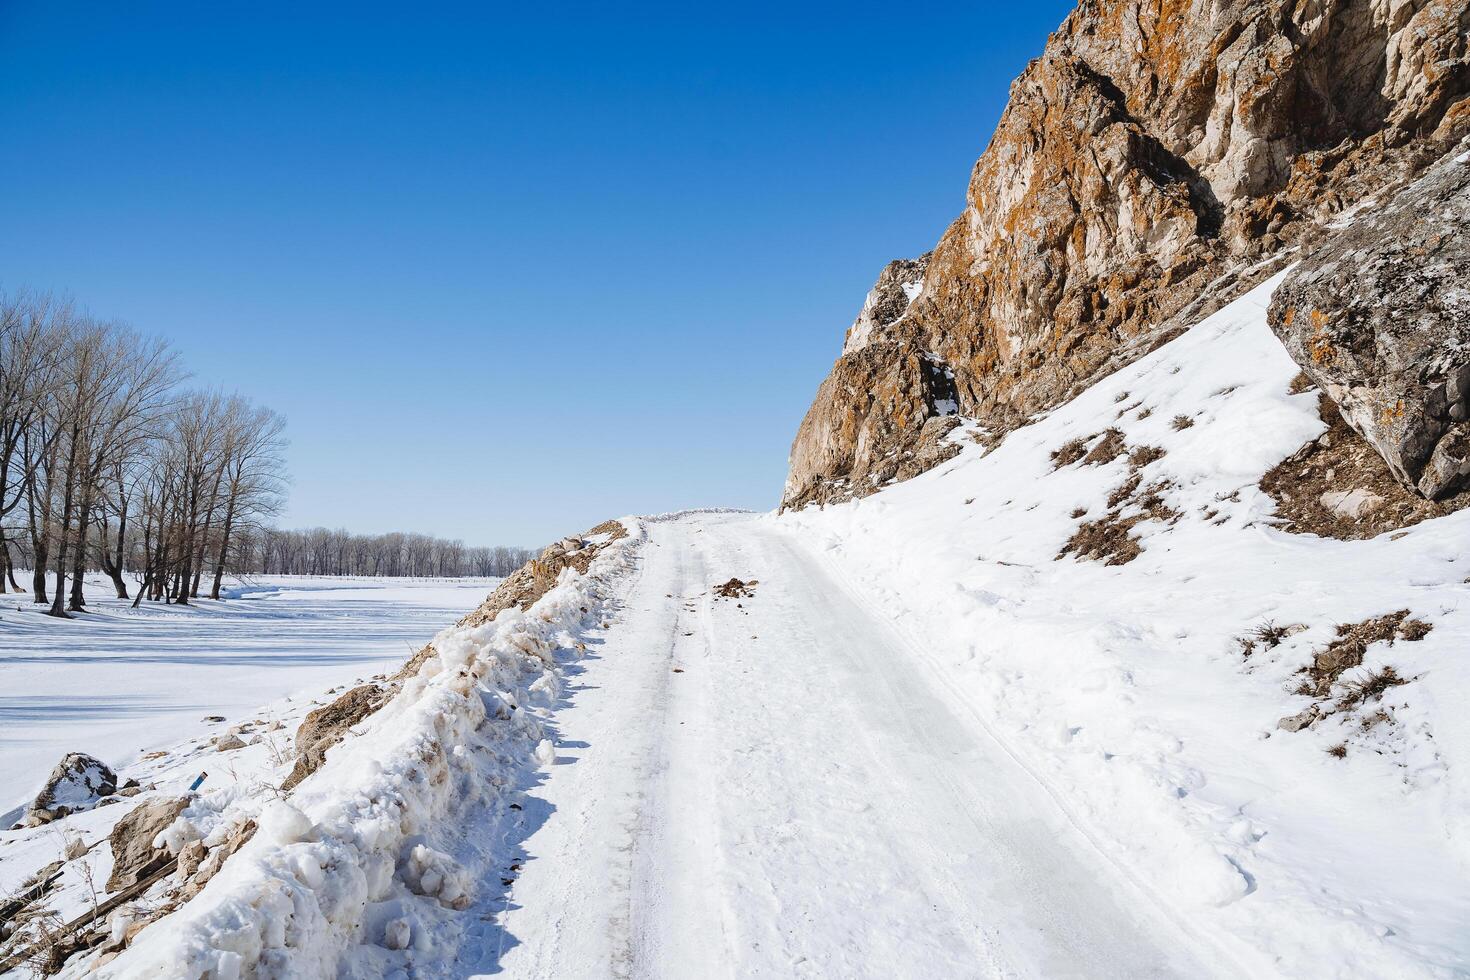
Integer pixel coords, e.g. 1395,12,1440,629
106,797,188,892
214,733,247,752
19,752,118,827
1319,489,1386,521
1277,707,1321,733
1270,142,1470,499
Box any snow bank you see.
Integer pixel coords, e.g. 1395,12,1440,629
83,522,642,978
780,273,1470,976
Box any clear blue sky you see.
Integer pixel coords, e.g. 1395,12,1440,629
0,1,1072,546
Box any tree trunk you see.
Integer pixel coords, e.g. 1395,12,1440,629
26,472,49,605
0,528,21,593
68,489,94,611
100,511,129,599
209,497,237,600
47,425,81,618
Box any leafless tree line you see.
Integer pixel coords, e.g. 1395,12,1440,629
1,293,533,612
227,527,534,578
0,292,287,613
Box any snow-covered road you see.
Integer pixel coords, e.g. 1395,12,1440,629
477,512,1212,979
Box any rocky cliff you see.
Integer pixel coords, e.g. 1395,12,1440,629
784,0,1470,510
1269,137,1470,499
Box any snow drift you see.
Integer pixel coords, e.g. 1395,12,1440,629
79,520,642,978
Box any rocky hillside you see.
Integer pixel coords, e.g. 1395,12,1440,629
784,0,1470,510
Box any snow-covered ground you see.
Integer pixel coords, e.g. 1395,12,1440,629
0,575,498,821
780,273,1470,976
8,275,1470,978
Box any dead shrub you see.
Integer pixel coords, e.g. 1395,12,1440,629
1060,514,1141,565
1083,428,1127,466
1337,666,1407,710
1128,445,1165,468
1051,436,1090,469
1399,618,1432,641
1299,611,1426,699
1170,414,1194,431
1107,475,1142,509
1236,619,1303,658
1287,371,1315,395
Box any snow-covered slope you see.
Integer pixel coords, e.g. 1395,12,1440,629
779,272,1470,976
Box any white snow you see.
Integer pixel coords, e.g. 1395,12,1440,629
68,525,641,978
780,271,1470,975
11,274,1470,978
0,574,498,820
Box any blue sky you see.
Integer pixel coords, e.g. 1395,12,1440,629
0,1,1073,546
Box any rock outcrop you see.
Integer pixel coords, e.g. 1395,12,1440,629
1269,140,1470,499
106,797,189,892
784,0,1470,509
18,753,118,827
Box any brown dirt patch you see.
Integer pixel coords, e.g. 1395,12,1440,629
713,578,758,599
281,685,390,791
1261,395,1470,540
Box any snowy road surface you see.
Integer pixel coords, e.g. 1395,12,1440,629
473,513,1214,978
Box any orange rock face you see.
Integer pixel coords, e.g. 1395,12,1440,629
783,0,1470,510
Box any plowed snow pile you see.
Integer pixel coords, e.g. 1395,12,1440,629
65,521,640,978
780,272,1470,976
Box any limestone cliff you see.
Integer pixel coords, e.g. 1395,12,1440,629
784,0,1470,510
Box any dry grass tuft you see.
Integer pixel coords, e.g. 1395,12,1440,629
1170,414,1194,431
1236,619,1303,658
1128,445,1166,468
1083,428,1128,466
1287,370,1315,395
1051,436,1090,469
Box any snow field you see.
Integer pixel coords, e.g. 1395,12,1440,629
779,272,1470,975
0,574,499,820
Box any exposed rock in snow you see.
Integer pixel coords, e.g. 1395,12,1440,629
280,683,389,790
1319,488,1385,521
842,253,929,354
782,340,961,509
106,797,189,892
1269,137,1470,499
18,753,118,828
785,0,1470,509
213,734,247,752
